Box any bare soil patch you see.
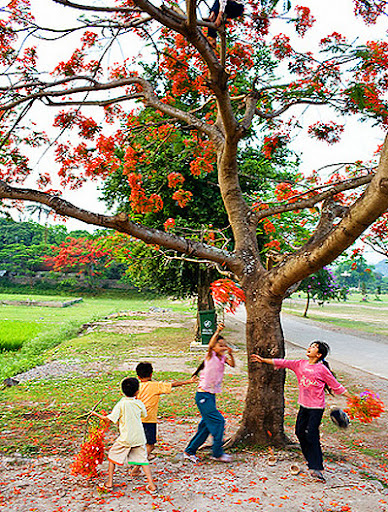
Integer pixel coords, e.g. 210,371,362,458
1,310,387,511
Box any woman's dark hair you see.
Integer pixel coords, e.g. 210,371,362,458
121,377,139,397
310,340,335,395
192,360,205,377
136,362,153,379
313,341,330,361
192,326,227,377
192,335,226,377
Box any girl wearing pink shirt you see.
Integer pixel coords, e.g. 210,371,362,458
251,341,352,483
184,324,235,463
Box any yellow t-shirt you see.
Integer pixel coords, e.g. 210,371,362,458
138,381,173,423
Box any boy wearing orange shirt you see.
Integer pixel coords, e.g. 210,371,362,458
135,362,196,459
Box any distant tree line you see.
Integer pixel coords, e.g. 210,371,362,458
1,217,387,297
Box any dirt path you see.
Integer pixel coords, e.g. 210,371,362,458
1,310,387,512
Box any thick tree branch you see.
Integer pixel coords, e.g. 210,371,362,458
1,76,220,141
185,0,197,30
251,173,373,224
303,198,348,247
240,91,260,132
270,134,388,295
0,181,243,274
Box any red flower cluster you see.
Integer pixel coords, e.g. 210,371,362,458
44,237,113,274
320,32,347,49
128,173,163,213
264,239,281,251
163,217,176,231
188,139,216,177
210,279,246,314
307,122,345,144
345,390,385,423
54,110,101,140
172,189,193,208
294,6,315,37
272,34,293,60
71,420,108,478
354,0,386,24
167,172,185,188
274,182,301,203
262,135,280,159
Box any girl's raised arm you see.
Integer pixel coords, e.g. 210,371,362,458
225,346,235,367
208,323,224,346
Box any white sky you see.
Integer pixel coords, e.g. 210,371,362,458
5,0,388,263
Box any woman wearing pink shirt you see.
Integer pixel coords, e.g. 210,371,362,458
251,341,352,483
184,324,235,463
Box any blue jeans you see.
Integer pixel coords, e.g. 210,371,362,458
185,392,225,458
295,406,325,470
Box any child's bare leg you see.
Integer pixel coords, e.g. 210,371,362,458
147,444,155,457
142,464,156,491
131,464,141,476
132,444,154,476
107,460,115,488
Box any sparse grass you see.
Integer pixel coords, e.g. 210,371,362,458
0,370,245,455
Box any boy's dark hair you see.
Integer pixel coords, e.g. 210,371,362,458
136,362,153,379
121,377,139,397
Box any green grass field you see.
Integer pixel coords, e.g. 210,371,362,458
283,293,388,338
0,320,43,351
0,290,192,381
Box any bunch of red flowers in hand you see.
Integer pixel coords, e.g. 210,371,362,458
345,390,385,424
210,278,246,314
71,418,109,478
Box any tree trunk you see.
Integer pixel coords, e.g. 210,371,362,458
303,292,310,317
232,277,288,447
195,265,216,341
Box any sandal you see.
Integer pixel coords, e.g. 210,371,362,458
97,483,113,493
310,470,326,483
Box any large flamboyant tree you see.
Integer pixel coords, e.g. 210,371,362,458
1,0,388,446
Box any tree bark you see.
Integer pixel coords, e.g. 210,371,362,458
195,265,216,340
303,292,310,318
232,275,288,447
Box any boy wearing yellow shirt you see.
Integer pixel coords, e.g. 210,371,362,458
136,362,196,458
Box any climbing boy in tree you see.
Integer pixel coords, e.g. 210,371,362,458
205,0,245,48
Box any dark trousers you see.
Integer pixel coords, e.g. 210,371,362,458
185,392,225,458
295,406,324,470
208,0,244,38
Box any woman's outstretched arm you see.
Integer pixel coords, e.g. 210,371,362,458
250,354,275,365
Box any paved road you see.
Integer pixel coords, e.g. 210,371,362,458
230,308,388,380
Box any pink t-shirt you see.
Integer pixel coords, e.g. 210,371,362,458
273,359,346,409
198,351,227,394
